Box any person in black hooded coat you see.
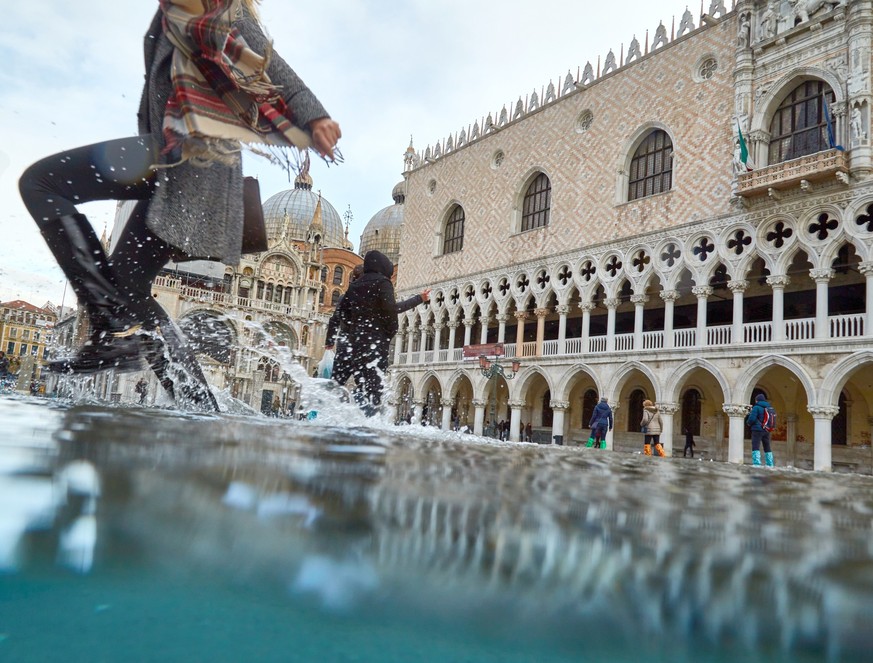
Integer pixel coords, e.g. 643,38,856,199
332,250,430,413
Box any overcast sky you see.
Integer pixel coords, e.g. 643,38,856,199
0,0,718,306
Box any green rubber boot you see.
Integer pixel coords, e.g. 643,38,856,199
586,437,596,448
751,450,762,466
599,439,607,450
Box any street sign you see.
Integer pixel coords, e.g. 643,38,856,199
463,343,504,360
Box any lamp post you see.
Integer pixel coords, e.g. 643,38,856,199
281,371,290,415
478,355,521,436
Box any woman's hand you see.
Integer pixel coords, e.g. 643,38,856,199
421,288,431,303
310,118,342,160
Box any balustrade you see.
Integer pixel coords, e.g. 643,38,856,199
743,322,772,344
707,324,732,347
614,333,634,352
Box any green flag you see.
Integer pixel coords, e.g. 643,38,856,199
736,120,751,171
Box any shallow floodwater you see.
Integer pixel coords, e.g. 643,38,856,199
1,395,872,662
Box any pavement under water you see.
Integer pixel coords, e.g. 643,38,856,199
1,394,872,662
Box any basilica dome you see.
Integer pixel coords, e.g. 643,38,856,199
262,172,347,248
359,181,405,264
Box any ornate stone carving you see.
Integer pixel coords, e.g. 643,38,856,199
658,402,680,416
630,294,649,306
766,275,791,288
579,302,597,313
603,50,617,75
728,280,749,293
660,290,680,303
496,314,510,323
757,1,778,42
709,1,728,18
652,22,668,50
692,286,714,298
550,400,570,411
441,398,454,407
604,298,620,309
810,268,835,282
554,305,570,316
678,8,695,37
514,312,529,321
626,37,642,64
723,404,751,417
471,399,486,408
534,308,550,319
737,12,751,49
807,405,840,419
508,400,526,410
580,62,595,86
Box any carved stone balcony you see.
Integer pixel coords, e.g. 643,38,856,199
736,149,849,200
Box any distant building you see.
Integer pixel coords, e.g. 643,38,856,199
0,300,57,381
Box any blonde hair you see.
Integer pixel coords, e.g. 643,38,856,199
643,399,654,407
241,0,261,22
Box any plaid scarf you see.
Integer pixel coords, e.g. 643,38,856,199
159,0,310,167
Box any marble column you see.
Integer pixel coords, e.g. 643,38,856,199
496,314,509,344
411,399,423,425
394,330,405,364
604,402,619,451
406,324,416,359
786,413,797,467
441,397,454,430
534,308,549,356
605,298,619,353
861,262,873,336
723,404,750,464
419,325,429,356
811,268,834,340
728,279,748,345
809,405,839,472
433,323,444,359
660,290,678,349
550,400,569,445
692,285,713,348
447,321,459,354
555,305,569,354
472,398,486,437
767,275,790,342
479,313,490,344
515,312,528,352
463,318,475,346
580,302,594,353
631,294,648,350
657,402,679,457
509,399,525,443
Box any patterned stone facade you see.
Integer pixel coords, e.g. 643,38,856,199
391,1,873,473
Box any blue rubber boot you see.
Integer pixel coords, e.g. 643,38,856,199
765,452,775,467
751,450,762,466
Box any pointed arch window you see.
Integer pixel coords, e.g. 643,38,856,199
443,205,465,255
628,130,673,201
521,173,551,231
768,81,836,164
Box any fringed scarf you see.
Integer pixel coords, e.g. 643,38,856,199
159,0,310,167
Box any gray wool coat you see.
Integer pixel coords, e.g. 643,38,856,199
137,8,329,264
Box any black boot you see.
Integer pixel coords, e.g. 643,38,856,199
38,214,147,373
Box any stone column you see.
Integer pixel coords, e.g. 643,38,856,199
555,305,569,354
479,313,490,344
472,398,486,437
604,298,619,353
419,325,429,355
809,405,839,472
463,317,475,346
550,400,569,445
394,330,405,364
441,397,454,430
657,402,679,457
406,324,416,357
728,279,748,345
861,262,873,336
766,275,790,342
496,314,509,344
714,412,725,460
723,404,749,464
692,286,713,348
786,413,797,467
433,323,444,358
631,294,648,350
660,290,678,349
386,396,400,425
811,268,834,340
447,321,459,353
515,312,528,350
580,302,594,353
534,308,549,356
604,402,619,451
411,399,423,425
509,399,525,443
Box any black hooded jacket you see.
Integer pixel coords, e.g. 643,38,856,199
334,250,422,347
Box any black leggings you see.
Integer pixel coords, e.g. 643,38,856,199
19,136,173,305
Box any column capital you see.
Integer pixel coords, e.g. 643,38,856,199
604,298,620,309
440,398,454,407
496,314,510,323
630,294,649,306
727,279,749,293
579,302,597,312
508,399,526,409
657,402,680,415
692,285,713,298
859,261,873,277
808,405,840,420
447,320,460,329
809,268,835,282
549,400,570,411
659,290,680,303
723,403,751,417
463,317,476,327
766,274,791,288
514,311,529,321
433,322,445,331
471,399,487,408
555,305,570,315
534,307,550,319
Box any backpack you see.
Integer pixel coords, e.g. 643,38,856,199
761,406,777,432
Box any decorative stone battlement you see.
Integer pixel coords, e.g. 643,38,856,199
412,1,734,169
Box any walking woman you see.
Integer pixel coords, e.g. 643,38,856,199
19,0,341,410
641,399,666,457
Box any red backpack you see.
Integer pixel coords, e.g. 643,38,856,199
761,406,777,432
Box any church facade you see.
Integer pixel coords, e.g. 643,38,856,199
390,0,873,472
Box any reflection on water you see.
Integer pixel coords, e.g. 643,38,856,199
1,395,872,662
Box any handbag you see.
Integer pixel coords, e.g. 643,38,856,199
241,176,268,254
